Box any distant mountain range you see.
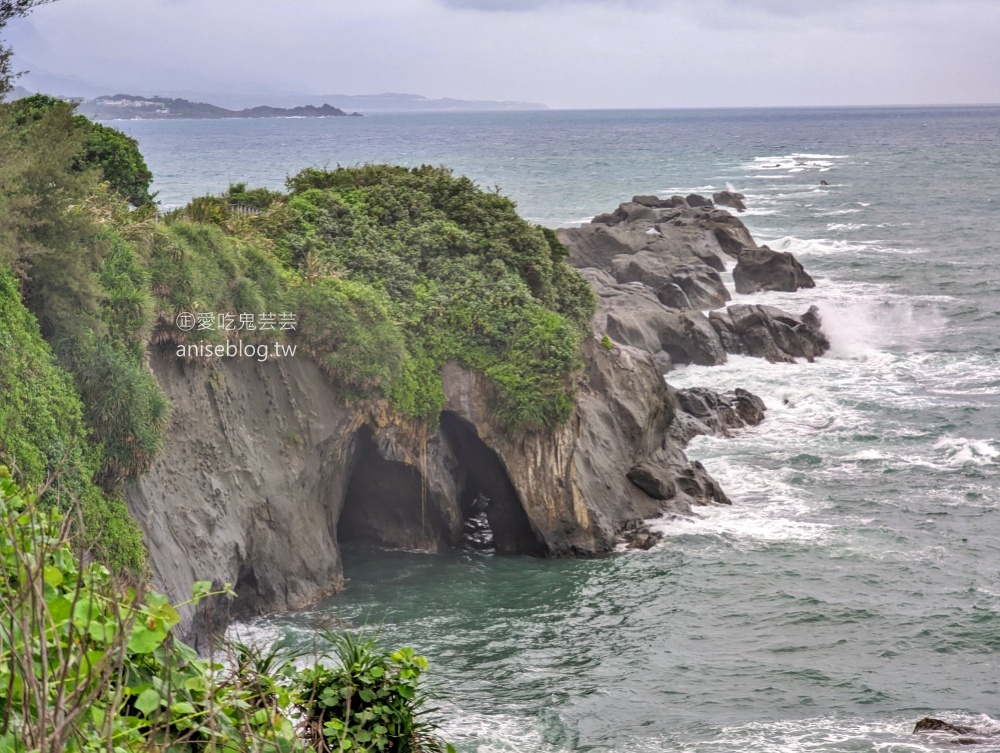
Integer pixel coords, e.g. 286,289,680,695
74,95,362,120
11,69,547,113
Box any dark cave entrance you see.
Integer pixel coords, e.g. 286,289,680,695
337,417,546,559
338,426,446,551
440,411,546,557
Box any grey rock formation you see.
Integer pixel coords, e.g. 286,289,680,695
733,245,816,294
129,336,726,639
709,304,830,363
712,190,747,212
558,213,735,311
582,269,726,368
669,386,767,445
129,192,831,641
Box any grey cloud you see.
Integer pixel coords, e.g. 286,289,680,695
439,0,664,11
5,0,1000,109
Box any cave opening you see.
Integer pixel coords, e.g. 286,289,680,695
337,417,546,561
440,411,546,556
338,426,446,551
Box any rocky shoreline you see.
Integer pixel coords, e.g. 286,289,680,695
127,191,826,639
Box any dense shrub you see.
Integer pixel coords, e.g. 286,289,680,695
255,164,596,431
4,93,155,207
147,220,289,344
0,473,451,752
0,269,147,573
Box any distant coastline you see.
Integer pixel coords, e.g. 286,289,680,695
74,94,363,120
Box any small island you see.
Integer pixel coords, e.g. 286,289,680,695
76,93,363,120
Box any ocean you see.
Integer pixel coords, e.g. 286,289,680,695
120,106,1000,751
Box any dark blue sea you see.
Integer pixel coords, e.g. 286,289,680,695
120,106,1000,752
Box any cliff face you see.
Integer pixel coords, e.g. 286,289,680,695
128,338,720,638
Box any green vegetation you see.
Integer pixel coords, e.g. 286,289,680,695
231,165,595,431
0,472,451,752
1,39,592,574
0,269,147,573
0,93,165,573
5,93,156,208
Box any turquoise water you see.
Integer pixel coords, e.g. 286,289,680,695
125,107,1000,751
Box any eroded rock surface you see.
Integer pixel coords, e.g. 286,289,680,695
733,245,815,294
130,336,726,639
710,304,830,363
913,717,999,744
669,386,767,445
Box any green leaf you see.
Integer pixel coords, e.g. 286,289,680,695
46,595,72,624
192,580,213,601
135,687,161,716
72,597,98,626
0,731,25,753
369,665,384,678
128,620,168,654
42,564,63,587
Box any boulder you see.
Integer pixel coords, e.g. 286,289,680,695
675,462,731,505
591,212,619,225
685,193,714,208
632,194,665,207
627,462,677,500
710,304,830,363
668,386,766,445
733,245,815,294
617,518,664,550
712,190,747,212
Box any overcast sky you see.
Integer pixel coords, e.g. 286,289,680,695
7,0,1000,108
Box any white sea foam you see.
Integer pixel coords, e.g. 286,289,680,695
790,153,850,160
629,715,1000,753
437,706,554,753
933,436,1000,466
815,208,862,216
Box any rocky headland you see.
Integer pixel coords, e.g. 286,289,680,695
126,191,825,638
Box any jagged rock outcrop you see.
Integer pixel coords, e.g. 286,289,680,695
561,195,762,286
583,269,726,371
712,190,747,212
733,245,816,294
709,304,829,363
583,267,828,370
668,386,767,445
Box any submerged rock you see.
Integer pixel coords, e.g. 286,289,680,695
616,518,663,550
913,717,999,744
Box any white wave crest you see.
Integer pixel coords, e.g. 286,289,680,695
933,436,1000,466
